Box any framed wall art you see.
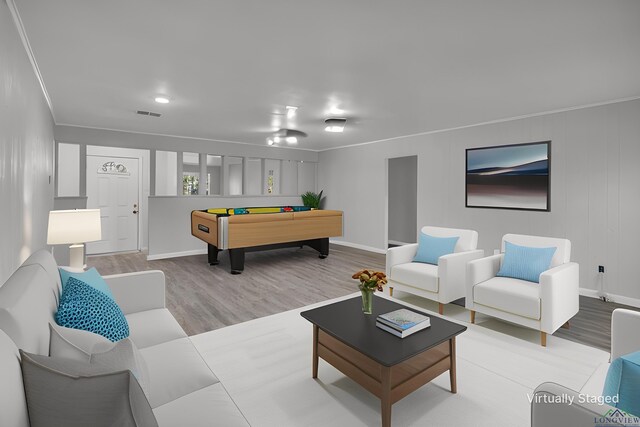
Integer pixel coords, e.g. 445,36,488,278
466,141,550,211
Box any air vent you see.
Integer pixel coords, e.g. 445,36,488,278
136,110,162,117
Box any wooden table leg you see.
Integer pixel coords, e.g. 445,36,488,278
449,337,457,394
381,366,392,427
312,325,319,378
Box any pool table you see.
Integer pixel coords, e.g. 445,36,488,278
191,207,343,274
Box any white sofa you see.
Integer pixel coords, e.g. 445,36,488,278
531,309,640,426
466,233,579,346
386,226,484,315
0,249,248,427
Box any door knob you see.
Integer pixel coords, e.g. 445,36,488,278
133,210,139,214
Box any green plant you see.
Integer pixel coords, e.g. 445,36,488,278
301,190,324,209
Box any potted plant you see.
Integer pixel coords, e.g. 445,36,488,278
301,190,324,209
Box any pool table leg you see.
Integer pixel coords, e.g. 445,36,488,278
229,248,245,274
308,237,329,259
207,244,220,265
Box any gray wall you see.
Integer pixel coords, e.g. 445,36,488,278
388,156,417,244
148,195,303,258
55,125,319,163
0,2,55,284
319,99,640,302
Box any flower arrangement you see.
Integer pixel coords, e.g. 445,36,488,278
352,270,387,292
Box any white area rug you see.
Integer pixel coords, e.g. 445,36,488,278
191,292,609,427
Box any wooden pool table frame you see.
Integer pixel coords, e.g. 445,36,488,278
191,209,343,274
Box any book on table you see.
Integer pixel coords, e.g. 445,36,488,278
376,308,430,338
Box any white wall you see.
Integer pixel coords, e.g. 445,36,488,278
57,143,79,196
148,195,303,259
281,160,298,195
155,150,177,196
319,99,640,303
298,161,317,195
245,158,262,195
225,157,243,196
55,125,319,162
388,156,417,244
0,2,55,284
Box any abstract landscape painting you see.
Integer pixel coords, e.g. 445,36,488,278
466,141,550,211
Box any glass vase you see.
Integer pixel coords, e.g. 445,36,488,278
360,288,374,314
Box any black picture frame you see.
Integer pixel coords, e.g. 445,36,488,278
465,141,551,212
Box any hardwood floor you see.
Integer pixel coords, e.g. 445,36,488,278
88,244,385,336
88,245,636,351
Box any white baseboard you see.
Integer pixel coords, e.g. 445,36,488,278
147,249,207,261
580,287,640,309
329,239,387,254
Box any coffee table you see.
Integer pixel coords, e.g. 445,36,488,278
300,295,467,427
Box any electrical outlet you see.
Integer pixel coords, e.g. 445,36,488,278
598,265,605,273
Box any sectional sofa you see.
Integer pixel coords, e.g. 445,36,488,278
0,249,248,426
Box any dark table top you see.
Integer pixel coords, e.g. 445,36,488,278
300,295,467,367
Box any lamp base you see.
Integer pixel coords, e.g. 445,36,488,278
68,244,86,270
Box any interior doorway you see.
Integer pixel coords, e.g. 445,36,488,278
387,156,418,247
85,155,140,254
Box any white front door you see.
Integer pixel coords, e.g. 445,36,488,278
86,156,139,254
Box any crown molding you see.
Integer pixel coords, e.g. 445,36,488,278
6,0,55,121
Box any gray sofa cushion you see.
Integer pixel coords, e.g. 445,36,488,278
0,330,29,427
20,350,158,427
0,265,58,354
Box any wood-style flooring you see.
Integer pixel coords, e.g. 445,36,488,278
88,244,635,351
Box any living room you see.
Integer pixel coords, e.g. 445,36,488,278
2,1,640,426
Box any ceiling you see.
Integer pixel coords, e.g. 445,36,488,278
14,0,640,151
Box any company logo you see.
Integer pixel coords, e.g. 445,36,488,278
594,408,640,426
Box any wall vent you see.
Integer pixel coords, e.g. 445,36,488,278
136,110,162,117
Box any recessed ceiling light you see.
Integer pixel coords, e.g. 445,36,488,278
286,106,298,118
324,118,346,133
286,136,298,144
155,96,170,104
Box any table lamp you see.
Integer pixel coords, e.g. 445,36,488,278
47,209,102,269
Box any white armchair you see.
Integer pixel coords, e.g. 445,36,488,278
466,233,579,346
531,309,640,426
386,226,484,315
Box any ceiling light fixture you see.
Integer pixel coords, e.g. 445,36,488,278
154,96,170,104
267,128,307,146
286,106,298,118
324,118,347,133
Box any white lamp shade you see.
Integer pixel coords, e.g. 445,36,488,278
47,209,102,245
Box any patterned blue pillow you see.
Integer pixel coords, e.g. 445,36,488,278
497,241,557,283
55,277,129,342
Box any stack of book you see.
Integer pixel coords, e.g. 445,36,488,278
376,308,430,338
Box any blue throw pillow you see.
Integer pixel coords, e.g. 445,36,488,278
603,351,640,417
59,267,114,300
497,241,557,283
413,233,459,265
55,277,129,342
